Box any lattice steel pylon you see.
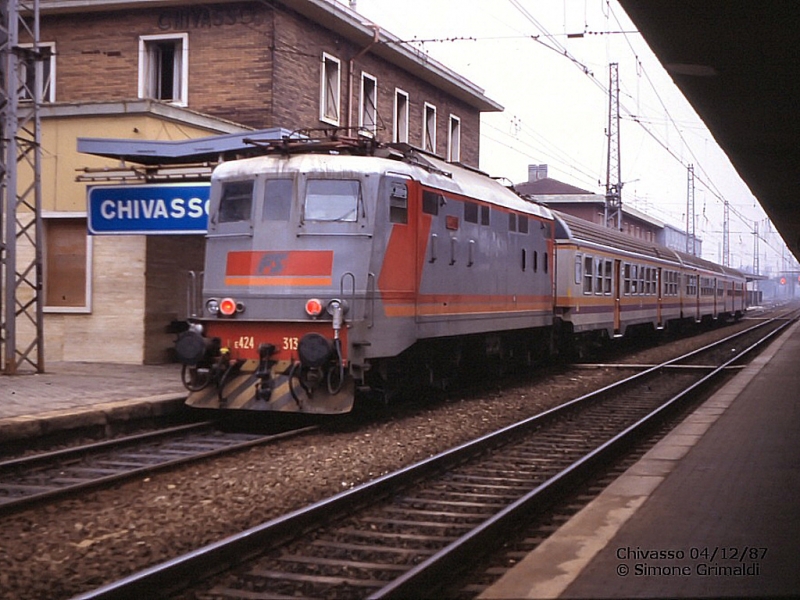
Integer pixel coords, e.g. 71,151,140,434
0,0,45,375
604,62,622,231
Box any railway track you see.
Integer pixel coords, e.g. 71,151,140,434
72,313,796,600
0,422,315,516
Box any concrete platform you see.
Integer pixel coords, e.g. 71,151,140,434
481,320,800,599
0,362,186,444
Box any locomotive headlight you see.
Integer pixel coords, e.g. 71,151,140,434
219,297,239,317
206,299,220,315
305,298,324,318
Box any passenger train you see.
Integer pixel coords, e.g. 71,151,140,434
174,137,747,414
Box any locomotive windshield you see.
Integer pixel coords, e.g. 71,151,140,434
218,180,254,223
304,179,362,222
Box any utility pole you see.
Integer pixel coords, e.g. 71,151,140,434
722,199,730,267
686,164,696,255
604,62,622,231
752,220,759,276
0,0,45,375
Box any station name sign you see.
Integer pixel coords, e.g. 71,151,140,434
88,183,210,235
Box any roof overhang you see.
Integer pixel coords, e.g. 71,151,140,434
617,1,800,261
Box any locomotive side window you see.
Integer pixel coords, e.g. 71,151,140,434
389,181,408,224
263,179,293,221
305,179,361,222
464,201,478,224
480,205,490,226
422,190,440,215
519,215,528,234
508,212,517,232
218,180,255,223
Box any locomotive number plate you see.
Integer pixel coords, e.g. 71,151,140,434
234,336,255,350
283,337,299,350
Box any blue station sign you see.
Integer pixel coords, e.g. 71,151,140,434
88,183,211,235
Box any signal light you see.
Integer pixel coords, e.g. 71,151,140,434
219,297,238,316
305,298,323,317
780,277,787,286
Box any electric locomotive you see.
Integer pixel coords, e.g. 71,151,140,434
175,139,555,414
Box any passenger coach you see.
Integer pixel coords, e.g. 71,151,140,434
553,211,746,349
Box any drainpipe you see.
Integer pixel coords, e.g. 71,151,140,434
347,24,380,132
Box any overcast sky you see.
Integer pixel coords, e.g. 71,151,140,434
342,0,796,274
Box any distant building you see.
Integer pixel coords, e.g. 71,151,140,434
516,164,701,254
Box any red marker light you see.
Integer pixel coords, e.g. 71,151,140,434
305,298,323,317
219,297,237,316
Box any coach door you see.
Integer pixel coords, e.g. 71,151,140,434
657,267,663,328
614,259,622,334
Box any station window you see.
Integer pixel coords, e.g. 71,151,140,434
360,72,378,136
423,102,437,153
448,114,461,162
394,88,409,143
19,42,56,102
320,53,341,125
219,180,254,223
139,34,188,105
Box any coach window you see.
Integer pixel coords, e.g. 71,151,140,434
604,260,612,294
623,263,631,295
583,255,593,294
574,255,582,285
263,179,292,221
305,180,361,222
594,257,603,294
219,180,254,223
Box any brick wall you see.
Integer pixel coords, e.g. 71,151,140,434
38,1,483,165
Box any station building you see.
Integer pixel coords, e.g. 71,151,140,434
15,0,501,365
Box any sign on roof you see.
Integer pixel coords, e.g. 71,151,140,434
88,183,210,235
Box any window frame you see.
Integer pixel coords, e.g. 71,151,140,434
447,113,461,162
393,88,409,143
42,212,93,314
423,102,437,154
138,33,189,106
320,52,341,126
359,71,378,137
18,41,56,103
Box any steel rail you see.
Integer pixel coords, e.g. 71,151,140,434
71,315,795,600
0,421,318,516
